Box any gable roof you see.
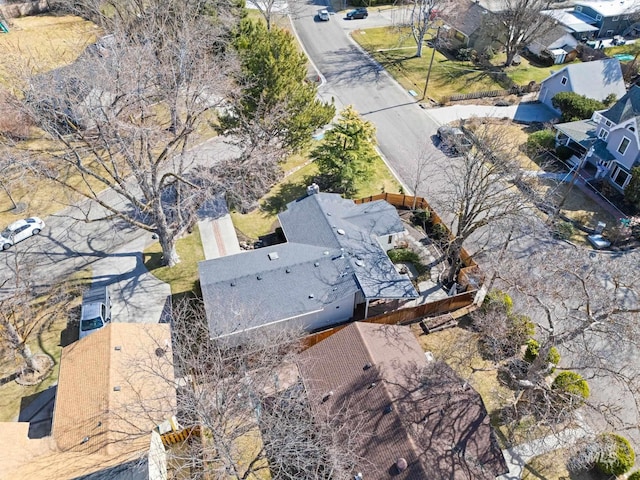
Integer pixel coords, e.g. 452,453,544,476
532,24,576,50
543,59,626,102
542,9,599,33
297,323,508,480
199,192,418,339
574,0,638,17
602,84,640,123
0,323,175,480
441,0,491,36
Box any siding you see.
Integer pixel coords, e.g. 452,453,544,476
606,127,640,170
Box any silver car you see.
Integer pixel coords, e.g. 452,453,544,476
0,217,45,250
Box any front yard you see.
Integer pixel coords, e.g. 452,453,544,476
352,26,555,102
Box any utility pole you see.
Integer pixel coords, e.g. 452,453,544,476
421,25,441,101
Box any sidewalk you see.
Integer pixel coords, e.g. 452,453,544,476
198,214,241,260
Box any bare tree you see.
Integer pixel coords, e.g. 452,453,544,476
434,123,529,283
23,0,240,266
0,251,74,376
143,298,364,479
409,0,449,58
488,0,557,67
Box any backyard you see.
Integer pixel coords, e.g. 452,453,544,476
352,26,556,102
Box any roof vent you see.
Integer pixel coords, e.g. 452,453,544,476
323,250,329,255
285,268,291,273
155,347,167,358
354,474,363,480
396,458,408,472
309,293,315,298
384,404,393,414
113,386,121,392
368,382,377,389
307,183,320,196
81,436,90,444
114,346,121,351
257,275,262,280
268,252,279,260
322,391,334,402
231,281,236,286
314,262,320,267
355,259,365,267
363,363,372,370
336,228,346,235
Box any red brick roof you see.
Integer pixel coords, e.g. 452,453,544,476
297,322,508,479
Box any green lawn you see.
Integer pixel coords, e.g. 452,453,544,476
232,155,402,240
143,225,205,296
352,26,559,101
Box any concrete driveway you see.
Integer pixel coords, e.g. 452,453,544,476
425,102,558,126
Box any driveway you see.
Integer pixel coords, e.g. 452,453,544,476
425,102,558,126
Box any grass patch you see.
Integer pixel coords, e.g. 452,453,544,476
231,155,402,240
143,225,205,296
0,268,91,422
353,26,557,101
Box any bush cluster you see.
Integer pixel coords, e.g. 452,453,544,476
526,129,556,155
387,248,428,276
595,433,636,476
552,371,590,400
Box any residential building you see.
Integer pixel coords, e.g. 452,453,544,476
542,8,599,42
199,187,418,342
555,85,640,192
526,24,579,64
439,0,495,52
0,323,176,480
297,322,508,479
539,58,626,113
548,0,639,39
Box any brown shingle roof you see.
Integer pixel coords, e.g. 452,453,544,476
297,322,508,480
0,323,176,480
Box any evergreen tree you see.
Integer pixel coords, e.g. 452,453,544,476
625,166,640,210
311,106,378,197
219,20,334,154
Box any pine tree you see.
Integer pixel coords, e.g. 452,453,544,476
311,106,378,197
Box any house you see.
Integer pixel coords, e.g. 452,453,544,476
541,9,599,42
198,187,418,341
538,58,626,114
0,323,176,480
555,85,640,192
296,322,508,479
439,0,495,52
526,24,579,64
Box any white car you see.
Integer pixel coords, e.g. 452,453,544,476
318,9,330,21
0,217,45,250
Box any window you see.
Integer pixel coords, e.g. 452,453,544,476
605,120,613,127
598,128,609,140
627,124,635,132
597,14,603,20
606,29,614,36
576,5,582,11
613,15,619,21
612,167,631,188
618,137,630,155
561,76,568,85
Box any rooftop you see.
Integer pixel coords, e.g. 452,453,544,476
297,322,508,479
543,58,626,101
542,9,599,32
575,0,639,17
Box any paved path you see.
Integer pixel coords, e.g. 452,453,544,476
198,214,241,260
425,102,558,126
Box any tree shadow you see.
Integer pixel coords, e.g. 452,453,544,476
260,176,315,216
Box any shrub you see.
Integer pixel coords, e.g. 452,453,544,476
552,91,606,122
524,338,540,362
429,222,449,241
595,433,635,476
388,248,428,276
526,129,556,155
555,145,575,161
624,166,640,210
510,314,536,339
547,346,560,366
484,290,513,314
552,371,590,399
627,470,640,480
553,221,575,240
411,209,431,229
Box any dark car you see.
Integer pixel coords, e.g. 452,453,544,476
346,7,368,19
437,126,472,154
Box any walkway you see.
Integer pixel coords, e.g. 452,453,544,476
198,214,241,260
425,102,558,126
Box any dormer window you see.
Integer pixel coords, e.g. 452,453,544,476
576,5,582,11
596,14,602,20
561,76,568,85
605,119,613,127
613,15,619,21
618,137,630,155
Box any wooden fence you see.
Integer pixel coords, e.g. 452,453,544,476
440,83,540,103
161,425,201,447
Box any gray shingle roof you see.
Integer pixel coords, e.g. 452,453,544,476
544,59,626,103
602,84,640,124
555,119,599,143
199,193,418,339
199,243,360,338
441,0,491,36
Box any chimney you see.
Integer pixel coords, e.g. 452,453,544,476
396,458,408,472
307,183,320,196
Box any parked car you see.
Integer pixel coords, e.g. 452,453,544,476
346,7,368,19
0,217,45,250
437,126,472,153
79,286,112,340
318,8,330,21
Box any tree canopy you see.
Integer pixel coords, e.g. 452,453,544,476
311,105,378,197
552,92,606,122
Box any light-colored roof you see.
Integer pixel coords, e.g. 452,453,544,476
543,58,626,102
555,119,599,143
0,323,176,480
575,0,639,17
297,323,508,479
542,9,599,32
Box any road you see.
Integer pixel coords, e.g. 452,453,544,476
292,4,640,450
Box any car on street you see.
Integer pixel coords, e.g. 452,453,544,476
436,126,473,154
0,217,45,250
346,7,368,19
318,8,330,21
